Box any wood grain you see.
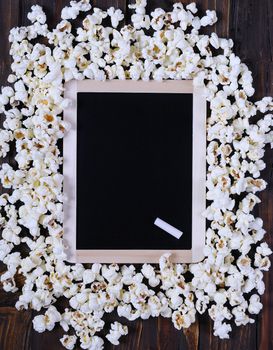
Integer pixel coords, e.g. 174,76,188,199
0,1,272,349
0,307,32,350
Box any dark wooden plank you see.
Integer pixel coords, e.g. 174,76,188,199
103,315,190,350
199,313,258,350
0,0,21,309
229,2,273,350
131,318,158,350
258,143,273,350
93,0,126,11
182,320,199,350
0,1,272,350
229,0,273,64
200,1,273,349
157,316,190,350
0,0,20,85
0,307,32,350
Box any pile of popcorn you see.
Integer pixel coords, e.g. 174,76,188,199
0,0,272,348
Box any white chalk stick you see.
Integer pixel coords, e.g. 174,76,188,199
154,218,183,239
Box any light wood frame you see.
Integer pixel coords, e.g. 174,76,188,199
63,80,207,264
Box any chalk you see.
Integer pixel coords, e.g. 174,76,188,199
154,218,183,239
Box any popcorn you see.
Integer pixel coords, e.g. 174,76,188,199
256,242,272,256
27,5,47,24
0,1,271,348
141,263,160,287
248,294,263,314
213,321,232,339
69,292,88,310
107,7,124,28
232,303,255,327
256,97,273,113
210,33,220,49
82,269,95,285
128,0,147,15
172,311,192,329
186,3,198,14
106,322,128,345
200,10,217,27
0,240,13,260
150,8,165,31
60,335,77,350
131,13,150,30
237,255,252,275
79,334,104,350
33,306,61,333
61,0,91,20
254,253,271,271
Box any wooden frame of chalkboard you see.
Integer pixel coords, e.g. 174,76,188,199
63,80,206,264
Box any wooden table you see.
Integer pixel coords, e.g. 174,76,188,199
0,1,272,349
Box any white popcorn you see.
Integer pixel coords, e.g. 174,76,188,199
131,13,150,30
248,294,263,314
254,253,271,271
213,321,232,339
172,311,192,329
60,335,77,350
106,322,128,345
186,3,198,14
141,263,160,287
79,334,104,350
200,10,217,27
0,240,13,260
61,0,91,20
27,5,47,24
150,8,165,31
82,269,96,284
210,33,220,49
256,242,272,256
128,0,147,15
107,7,124,28
256,97,273,113
33,306,61,333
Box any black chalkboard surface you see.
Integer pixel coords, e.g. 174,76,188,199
76,92,193,250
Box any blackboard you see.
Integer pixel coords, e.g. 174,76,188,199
63,80,206,263
76,92,193,250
